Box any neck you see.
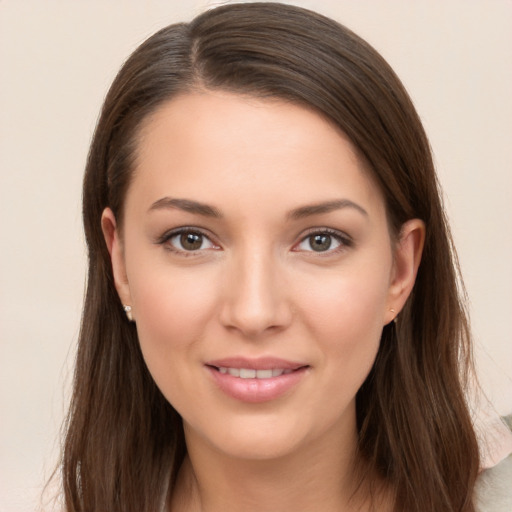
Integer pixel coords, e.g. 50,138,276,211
170,416,377,512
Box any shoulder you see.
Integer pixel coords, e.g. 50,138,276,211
474,454,512,512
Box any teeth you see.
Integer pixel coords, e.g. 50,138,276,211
217,367,294,379
240,368,256,378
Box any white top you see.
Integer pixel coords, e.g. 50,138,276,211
475,454,512,512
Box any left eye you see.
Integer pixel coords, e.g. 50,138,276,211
296,232,343,253
168,231,215,251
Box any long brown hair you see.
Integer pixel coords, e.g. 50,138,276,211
62,3,479,511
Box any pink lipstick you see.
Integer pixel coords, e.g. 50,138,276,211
205,357,309,403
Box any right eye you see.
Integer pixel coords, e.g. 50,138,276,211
160,229,218,254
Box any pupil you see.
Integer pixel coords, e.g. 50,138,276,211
311,234,331,252
181,232,202,250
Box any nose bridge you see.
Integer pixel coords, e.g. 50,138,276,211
220,243,290,337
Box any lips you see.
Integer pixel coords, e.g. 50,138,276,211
205,357,309,403
216,367,293,379
206,356,306,371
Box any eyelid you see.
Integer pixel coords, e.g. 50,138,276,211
292,227,353,253
155,226,352,255
156,226,221,254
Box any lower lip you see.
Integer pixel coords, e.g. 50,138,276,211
206,366,308,403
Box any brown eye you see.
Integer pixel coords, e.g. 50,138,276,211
309,234,333,252
167,230,215,252
180,232,203,250
295,230,345,253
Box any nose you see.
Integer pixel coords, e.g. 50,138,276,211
219,248,293,339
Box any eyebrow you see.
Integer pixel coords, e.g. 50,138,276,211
287,199,368,220
147,197,368,220
148,197,222,218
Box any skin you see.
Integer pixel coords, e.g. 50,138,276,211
102,91,424,512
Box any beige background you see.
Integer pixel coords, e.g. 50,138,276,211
1,1,511,510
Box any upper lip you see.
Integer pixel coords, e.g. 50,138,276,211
205,357,308,371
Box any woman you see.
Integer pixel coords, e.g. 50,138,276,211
62,3,482,511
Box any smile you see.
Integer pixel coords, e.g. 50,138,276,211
215,367,294,379
205,359,309,402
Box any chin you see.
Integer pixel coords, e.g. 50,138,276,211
183,409,310,459
214,429,307,462
184,403,351,463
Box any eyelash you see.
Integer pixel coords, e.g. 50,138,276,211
156,227,353,256
294,228,353,255
156,227,219,256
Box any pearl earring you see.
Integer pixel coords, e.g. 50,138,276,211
123,305,134,322
390,308,397,323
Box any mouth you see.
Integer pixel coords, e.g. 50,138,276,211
205,358,310,402
206,366,307,379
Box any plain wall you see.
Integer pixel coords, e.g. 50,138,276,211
1,1,511,510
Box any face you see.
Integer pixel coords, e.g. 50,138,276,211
103,91,422,461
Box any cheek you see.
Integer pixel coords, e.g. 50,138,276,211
300,267,389,339
294,260,390,380
127,264,219,387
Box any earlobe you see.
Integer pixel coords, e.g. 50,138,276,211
101,208,133,310
386,219,425,324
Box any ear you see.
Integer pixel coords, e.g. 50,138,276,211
385,218,425,324
101,207,133,311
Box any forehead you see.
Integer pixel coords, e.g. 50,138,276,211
128,91,385,219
